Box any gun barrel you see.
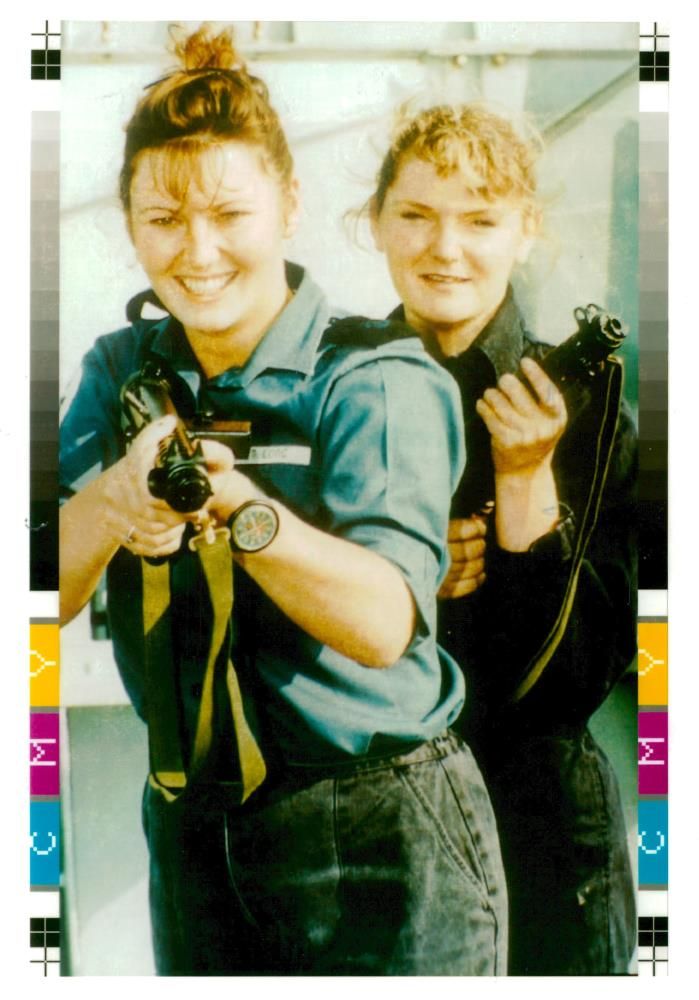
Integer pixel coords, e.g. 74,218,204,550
540,304,627,385
122,360,213,513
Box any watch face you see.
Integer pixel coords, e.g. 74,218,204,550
232,503,279,552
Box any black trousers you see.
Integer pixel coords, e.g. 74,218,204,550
485,728,636,975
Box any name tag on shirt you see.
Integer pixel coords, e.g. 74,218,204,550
241,445,312,466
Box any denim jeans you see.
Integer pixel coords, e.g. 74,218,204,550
142,731,507,975
484,728,636,975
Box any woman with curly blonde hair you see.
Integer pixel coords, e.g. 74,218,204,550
371,103,636,975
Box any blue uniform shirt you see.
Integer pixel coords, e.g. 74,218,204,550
60,265,466,762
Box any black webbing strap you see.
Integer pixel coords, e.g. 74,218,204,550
511,359,625,702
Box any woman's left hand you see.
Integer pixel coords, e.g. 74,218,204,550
438,516,487,599
476,357,567,476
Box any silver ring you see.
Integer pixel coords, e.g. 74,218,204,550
125,525,137,545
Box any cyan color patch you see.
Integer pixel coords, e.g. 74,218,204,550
638,799,668,885
30,801,60,886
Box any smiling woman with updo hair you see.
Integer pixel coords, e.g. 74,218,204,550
59,26,508,975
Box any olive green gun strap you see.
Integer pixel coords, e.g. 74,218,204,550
142,559,185,795
142,536,267,804
511,359,624,702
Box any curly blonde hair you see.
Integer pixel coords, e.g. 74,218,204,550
119,24,293,212
373,104,541,219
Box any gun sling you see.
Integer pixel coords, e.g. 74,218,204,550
142,534,267,804
512,358,624,702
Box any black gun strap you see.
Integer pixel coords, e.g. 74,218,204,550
126,288,167,324
143,536,266,804
511,358,624,702
320,315,420,350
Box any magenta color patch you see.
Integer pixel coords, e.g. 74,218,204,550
638,710,668,796
30,713,60,796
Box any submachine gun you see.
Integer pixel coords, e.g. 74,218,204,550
536,303,627,386
122,357,212,514
120,356,249,549
455,303,629,520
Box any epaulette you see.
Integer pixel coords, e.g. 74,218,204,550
319,315,420,350
126,288,168,325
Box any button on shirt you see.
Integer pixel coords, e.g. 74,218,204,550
60,264,466,763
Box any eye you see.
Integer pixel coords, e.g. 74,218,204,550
399,211,427,221
148,215,178,227
469,217,497,229
217,210,249,223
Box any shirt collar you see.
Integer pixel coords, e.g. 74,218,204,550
470,286,525,380
148,262,330,389
388,285,525,380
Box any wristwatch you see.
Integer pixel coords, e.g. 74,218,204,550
228,500,280,553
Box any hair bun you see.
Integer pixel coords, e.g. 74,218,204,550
172,24,244,72
120,22,293,212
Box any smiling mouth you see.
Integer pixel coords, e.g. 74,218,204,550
176,274,236,296
420,274,470,285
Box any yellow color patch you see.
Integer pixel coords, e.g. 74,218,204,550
637,622,668,706
29,624,60,707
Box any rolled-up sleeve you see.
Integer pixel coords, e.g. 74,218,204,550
59,340,127,501
317,349,465,635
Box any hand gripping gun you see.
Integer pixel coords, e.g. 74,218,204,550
120,356,228,550
458,303,628,521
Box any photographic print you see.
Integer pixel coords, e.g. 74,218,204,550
16,9,672,983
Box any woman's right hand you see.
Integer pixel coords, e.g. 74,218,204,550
476,358,567,476
438,516,487,599
101,415,189,558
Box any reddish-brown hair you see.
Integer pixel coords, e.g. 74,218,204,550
119,25,293,212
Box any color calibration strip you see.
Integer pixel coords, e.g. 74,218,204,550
30,105,59,589
29,18,61,977
639,22,670,82
638,26,669,591
29,623,61,976
637,621,668,975
31,20,61,80
637,22,669,975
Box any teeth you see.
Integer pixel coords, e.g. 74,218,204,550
178,275,232,295
423,275,466,283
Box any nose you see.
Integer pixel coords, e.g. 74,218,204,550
430,219,461,262
185,216,220,269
